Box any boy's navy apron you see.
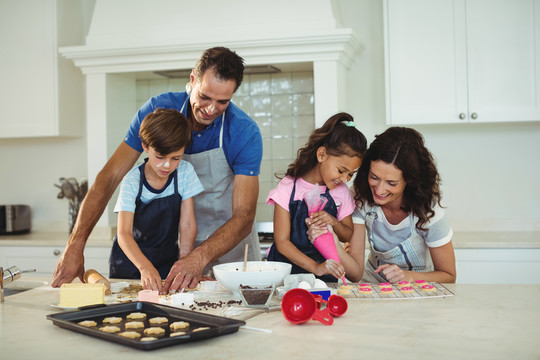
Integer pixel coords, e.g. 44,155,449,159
268,180,339,283
109,160,181,279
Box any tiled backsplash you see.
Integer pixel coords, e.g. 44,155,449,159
136,71,315,223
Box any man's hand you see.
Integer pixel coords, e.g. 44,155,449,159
51,246,85,287
161,251,205,294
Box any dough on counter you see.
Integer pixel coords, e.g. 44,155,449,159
102,317,123,324
118,331,141,339
99,326,121,333
77,320,97,327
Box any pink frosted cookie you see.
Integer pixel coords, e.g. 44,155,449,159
414,280,427,287
358,283,372,288
421,285,436,292
378,282,391,288
400,286,414,294
397,281,410,288
358,287,373,294
380,287,394,294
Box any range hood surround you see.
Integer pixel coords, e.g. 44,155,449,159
59,1,364,231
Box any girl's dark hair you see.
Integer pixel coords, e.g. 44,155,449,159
193,47,245,92
353,127,442,231
284,112,367,179
139,108,191,155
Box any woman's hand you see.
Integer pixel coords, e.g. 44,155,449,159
305,219,330,244
140,266,163,292
314,259,345,279
374,263,409,283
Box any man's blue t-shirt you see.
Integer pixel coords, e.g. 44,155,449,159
124,91,262,176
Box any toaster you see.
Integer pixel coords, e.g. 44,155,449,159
0,205,31,234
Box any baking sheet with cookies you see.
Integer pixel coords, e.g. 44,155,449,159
328,282,454,300
47,302,245,350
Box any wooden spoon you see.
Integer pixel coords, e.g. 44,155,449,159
243,243,249,271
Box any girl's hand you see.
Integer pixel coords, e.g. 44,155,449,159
140,266,163,292
308,210,338,228
314,259,345,279
374,263,407,283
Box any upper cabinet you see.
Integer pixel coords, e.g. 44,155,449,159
384,0,540,125
0,0,85,138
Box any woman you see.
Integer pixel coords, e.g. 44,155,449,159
309,127,456,284
351,126,456,283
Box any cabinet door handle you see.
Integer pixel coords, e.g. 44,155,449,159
53,249,61,256
459,113,466,119
471,112,478,120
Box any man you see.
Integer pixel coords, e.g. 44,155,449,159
51,47,262,293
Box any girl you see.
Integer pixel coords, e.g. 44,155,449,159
110,108,204,291
347,126,456,283
266,112,367,282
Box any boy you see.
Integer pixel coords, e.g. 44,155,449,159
109,108,203,291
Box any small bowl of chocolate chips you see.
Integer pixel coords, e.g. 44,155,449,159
238,284,275,307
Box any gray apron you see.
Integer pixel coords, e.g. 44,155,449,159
362,211,433,283
181,99,261,276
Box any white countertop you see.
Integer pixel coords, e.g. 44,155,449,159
1,280,539,359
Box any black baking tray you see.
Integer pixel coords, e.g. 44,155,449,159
46,301,246,350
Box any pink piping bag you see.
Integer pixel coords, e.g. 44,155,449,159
304,184,347,286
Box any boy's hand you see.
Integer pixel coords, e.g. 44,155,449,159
140,267,163,292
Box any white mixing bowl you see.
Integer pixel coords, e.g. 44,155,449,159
213,261,292,294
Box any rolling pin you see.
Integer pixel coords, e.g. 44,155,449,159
84,269,111,295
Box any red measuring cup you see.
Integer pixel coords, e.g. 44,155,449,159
281,288,333,325
327,294,348,317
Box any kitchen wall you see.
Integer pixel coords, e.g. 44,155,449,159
0,0,538,235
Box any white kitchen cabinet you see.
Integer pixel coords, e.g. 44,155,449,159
0,0,84,138
455,248,540,284
0,246,110,277
384,0,540,125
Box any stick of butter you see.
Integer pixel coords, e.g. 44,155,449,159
59,283,105,308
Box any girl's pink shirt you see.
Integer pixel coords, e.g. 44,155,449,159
266,176,356,221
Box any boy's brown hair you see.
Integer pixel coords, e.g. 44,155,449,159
139,108,191,155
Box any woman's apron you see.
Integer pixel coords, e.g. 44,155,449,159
181,99,260,276
362,211,434,283
109,161,181,279
268,180,338,282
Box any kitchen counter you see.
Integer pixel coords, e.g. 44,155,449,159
1,281,539,359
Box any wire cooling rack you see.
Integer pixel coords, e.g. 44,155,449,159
328,282,454,300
